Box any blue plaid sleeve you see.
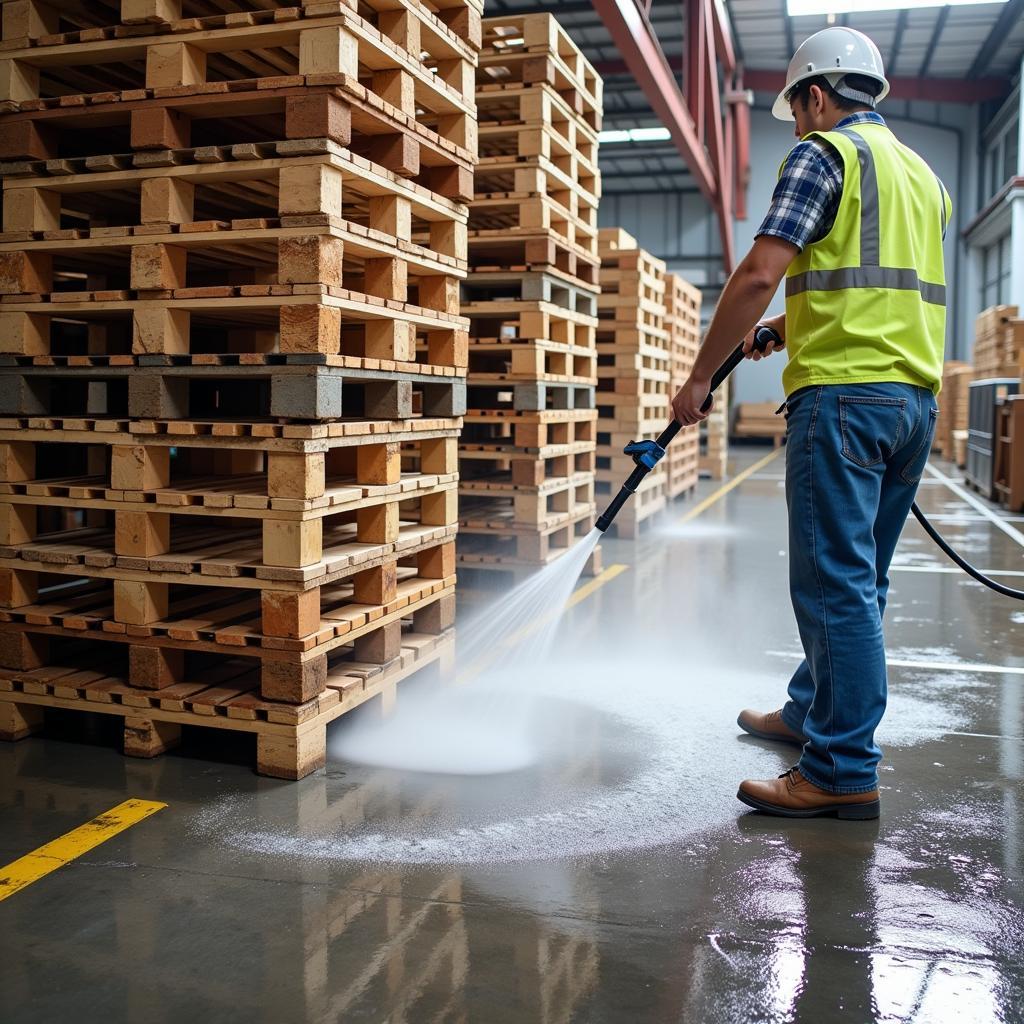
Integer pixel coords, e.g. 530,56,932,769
756,140,841,251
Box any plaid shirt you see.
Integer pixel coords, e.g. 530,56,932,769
756,111,887,251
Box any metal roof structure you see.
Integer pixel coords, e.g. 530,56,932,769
482,0,1024,224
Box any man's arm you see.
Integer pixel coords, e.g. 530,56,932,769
671,235,797,425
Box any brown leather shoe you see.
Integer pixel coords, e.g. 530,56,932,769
738,767,880,819
737,708,806,747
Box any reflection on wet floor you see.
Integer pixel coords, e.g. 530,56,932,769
1,455,1023,1023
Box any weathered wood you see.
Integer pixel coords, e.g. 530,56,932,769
257,726,326,779
0,701,44,741
124,716,181,757
260,653,327,703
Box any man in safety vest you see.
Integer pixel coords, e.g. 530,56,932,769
672,27,951,819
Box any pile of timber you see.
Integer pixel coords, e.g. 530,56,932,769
733,402,786,446
595,228,669,537
934,359,971,467
699,377,729,480
973,305,1024,379
457,12,603,581
0,0,481,779
663,272,701,499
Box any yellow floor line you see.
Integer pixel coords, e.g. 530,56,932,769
566,563,629,608
679,447,783,524
0,798,166,902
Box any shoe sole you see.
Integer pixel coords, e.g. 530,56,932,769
736,715,806,748
737,789,880,820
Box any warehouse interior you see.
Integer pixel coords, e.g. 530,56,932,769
1,0,1023,1021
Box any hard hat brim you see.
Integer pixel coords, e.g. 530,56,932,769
772,70,890,121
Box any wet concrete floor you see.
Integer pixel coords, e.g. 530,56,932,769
1,449,1022,1023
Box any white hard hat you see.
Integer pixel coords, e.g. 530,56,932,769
773,27,889,121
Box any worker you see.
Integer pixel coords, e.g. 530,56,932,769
671,27,951,819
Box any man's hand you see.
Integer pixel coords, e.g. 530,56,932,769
742,320,786,361
671,374,713,426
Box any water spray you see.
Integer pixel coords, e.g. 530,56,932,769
596,326,782,534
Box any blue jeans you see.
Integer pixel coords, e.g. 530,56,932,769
779,383,938,794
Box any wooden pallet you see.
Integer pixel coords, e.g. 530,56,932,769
0,4,477,144
477,12,601,130
0,360,466,421
1,0,484,49
456,499,594,564
461,265,598,310
733,401,786,446
459,469,594,527
0,80,476,203
0,618,454,779
477,83,599,167
0,428,458,517
0,410,460,444
595,228,669,530
474,153,598,210
460,406,595,451
466,229,599,286
699,377,728,479
663,272,700,500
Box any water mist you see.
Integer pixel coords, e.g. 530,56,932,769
332,528,603,775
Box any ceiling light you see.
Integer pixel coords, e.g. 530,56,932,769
787,0,1007,15
598,127,671,144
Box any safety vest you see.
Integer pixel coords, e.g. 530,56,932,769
782,122,952,397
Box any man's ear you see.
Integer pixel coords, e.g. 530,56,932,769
810,84,825,116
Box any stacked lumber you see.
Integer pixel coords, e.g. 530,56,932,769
700,377,729,480
595,228,669,537
934,359,971,465
733,402,786,446
973,305,1024,379
458,12,602,580
0,0,481,779
663,272,701,500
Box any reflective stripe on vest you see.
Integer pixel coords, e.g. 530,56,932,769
780,121,951,397
786,267,946,306
785,128,946,307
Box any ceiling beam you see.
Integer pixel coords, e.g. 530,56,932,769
590,4,715,192
741,67,1010,105
918,4,950,77
709,0,736,74
967,0,1024,78
890,8,908,72
591,0,736,270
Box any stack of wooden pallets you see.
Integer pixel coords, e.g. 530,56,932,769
699,376,729,480
973,305,1024,379
662,272,701,500
457,12,602,581
0,0,480,778
733,402,786,446
934,359,971,466
595,228,669,537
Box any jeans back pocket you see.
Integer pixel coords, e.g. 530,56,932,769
838,395,907,468
900,405,938,485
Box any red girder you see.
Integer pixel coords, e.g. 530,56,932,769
592,0,740,270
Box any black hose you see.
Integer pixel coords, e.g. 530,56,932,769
911,501,1024,600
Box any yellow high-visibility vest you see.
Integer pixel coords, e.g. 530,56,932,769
782,122,952,397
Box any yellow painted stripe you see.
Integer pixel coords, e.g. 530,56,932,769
0,798,166,902
679,447,782,524
566,563,629,608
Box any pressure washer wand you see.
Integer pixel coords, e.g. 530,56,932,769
595,325,783,533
